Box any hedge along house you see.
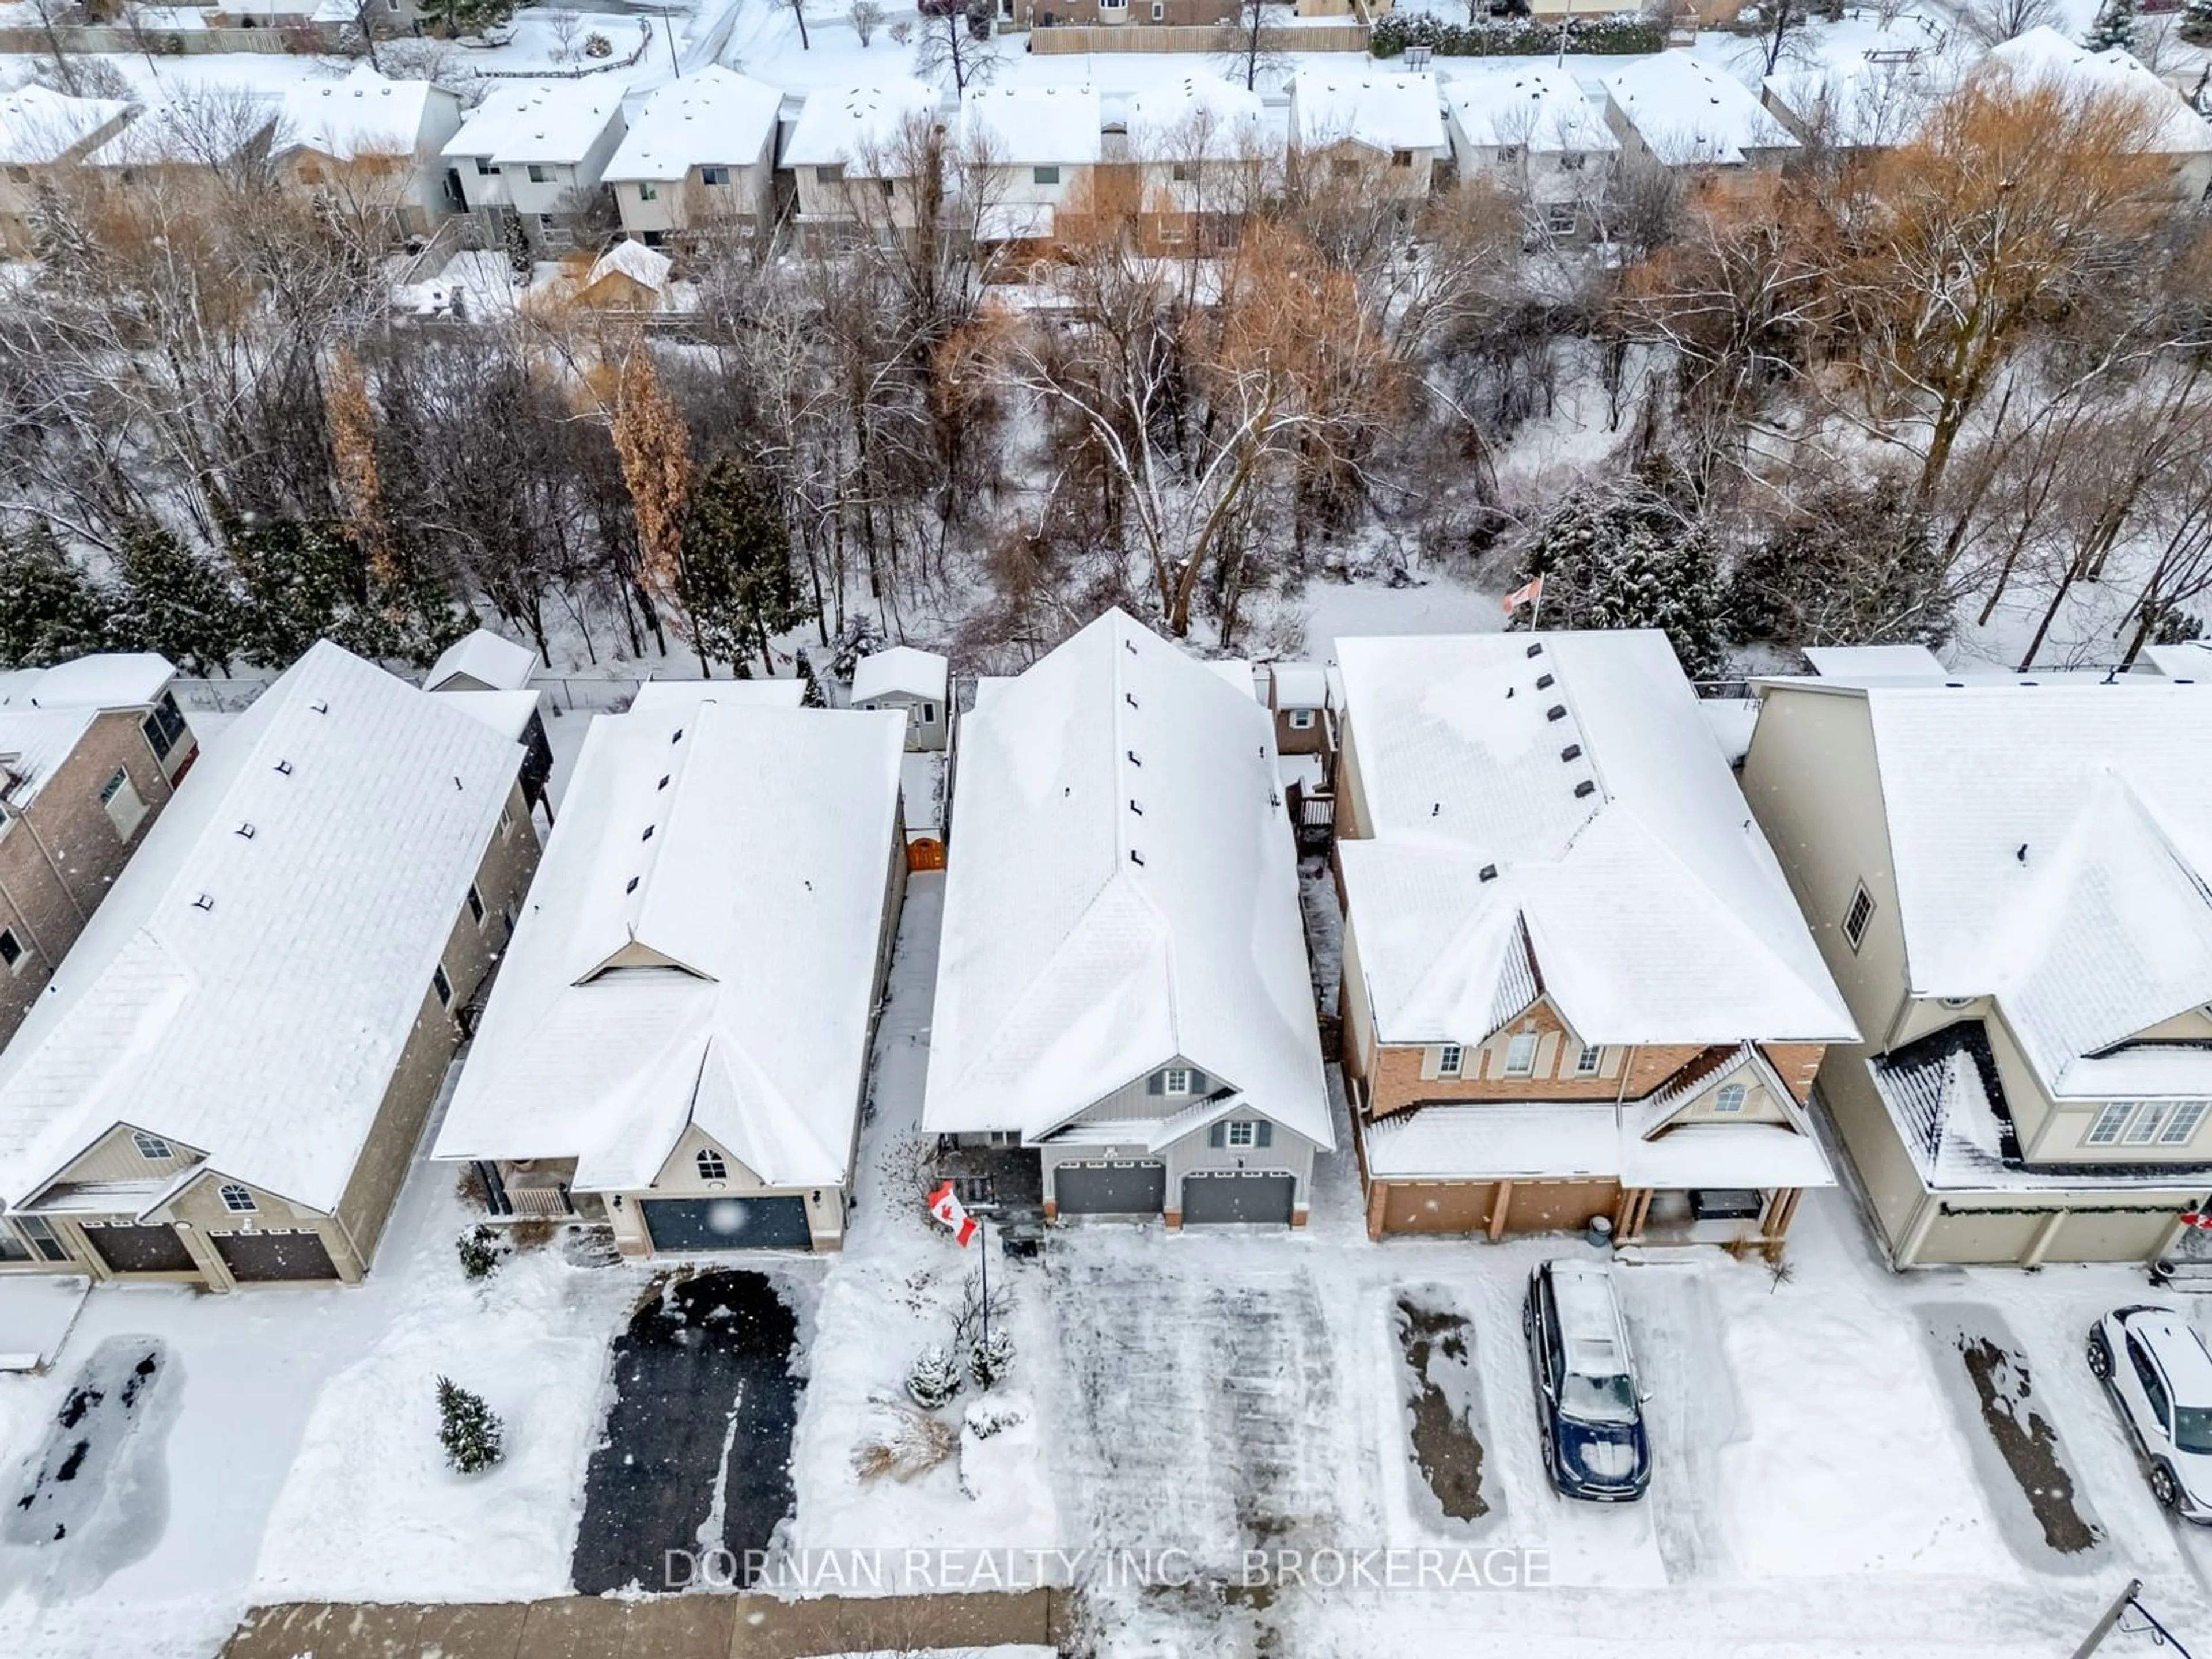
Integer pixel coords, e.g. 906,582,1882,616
1740,646,2212,1269
433,695,906,1256
0,642,539,1289
0,654,198,1050
1333,632,1857,1253
922,608,1332,1229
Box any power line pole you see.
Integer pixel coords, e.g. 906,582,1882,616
2071,1579,2142,1659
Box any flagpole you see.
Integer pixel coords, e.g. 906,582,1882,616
1531,582,1544,631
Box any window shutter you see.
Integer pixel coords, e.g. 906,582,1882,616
1147,1071,1165,1096
1208,1121,1226,1149
1254,1120,1273,1148
1419,1046,1441,1082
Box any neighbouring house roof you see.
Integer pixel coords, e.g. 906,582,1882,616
1270,662,1328,709
0,653,177,810
433,688,544,744
963,84,1103,168
425,627,536,693
0,642,524,1215
277,66,449,162
440,79,625,168
0,86,131,167
1290,69,1445,156
603,66,781,183
1335,631,1855,1048
1442,65,1616,156
628,679,807,715
84,94,278,168
433,703,904,1192
1800,642,1947,683
1983,26,2212,154
582,237,673,302
1762,57,1941,150
1123,75,1266,161
1603,52,1800,167
921,608,1331,1147
782,79,938,172
851,645,949,706
1360,1097,1832,1190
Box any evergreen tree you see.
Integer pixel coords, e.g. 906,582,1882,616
677,455,806,678
2085,0,2137,52
422,0,516,37
435,1375,505,1474
2186,0,2212,47
108,520,247,677
968,1327,1014,1390
456,1225,501,1281
1512,469,1726,679
0,522,115,668
906,1344,963,1410
226,517,463,670
1727,478,1953,652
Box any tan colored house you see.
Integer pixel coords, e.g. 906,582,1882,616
1289,69,1447,204
0,86,132,257
922,609,1332,1230
0,641,539,1288
783,81,940,248
604,67,781,248
1334,631,1856,1252
1601,53,1800,189
434,694,907,1255
274,67,464,244
1741,645,2212,1269
0,654,197,1050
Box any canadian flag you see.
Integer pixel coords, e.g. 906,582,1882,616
1502,575,1544,615
928,1180,978,1246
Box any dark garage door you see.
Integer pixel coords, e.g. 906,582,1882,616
1183,1171,1296,1226
213,1228,340,1282
641,1195,813,1252
84,1222,196,1275
1055,1160,1166,1215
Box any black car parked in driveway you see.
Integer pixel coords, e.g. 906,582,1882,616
1524,1257,1652,1502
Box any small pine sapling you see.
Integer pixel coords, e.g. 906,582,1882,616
905,1343,963,1410
435,1375,506,1473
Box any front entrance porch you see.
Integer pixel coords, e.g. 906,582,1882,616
1615,1186,1805,1257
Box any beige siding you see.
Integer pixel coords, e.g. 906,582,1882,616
41,1122,202,1187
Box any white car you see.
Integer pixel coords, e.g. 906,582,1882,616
2088,1305,2212,1520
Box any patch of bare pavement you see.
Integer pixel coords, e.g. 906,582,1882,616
1393,1290,1495,1527
221,1589,1068,1659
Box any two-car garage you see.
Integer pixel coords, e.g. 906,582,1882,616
639,1194,815,1252
1049,1160,1299,1226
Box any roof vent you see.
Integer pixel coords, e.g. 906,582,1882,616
234,821,255,839
1573,780,1597,798
274,759,293,776
1124,638,1138,654
2016,843,2029,865
1546,704,1567,722
1536,673,1555,690
1525,643,1543,659
191,893,213,911
625,876,640,893
657,774,670,790
1505,686,1514,699
1130,849,1145,867
1128,798,1143,815
642,824,655,842
1560,743,1582,762
1479,863,1498,882
309,699,328,714
671,728,684,743
1124,691,1139,709
1127,749,1142,766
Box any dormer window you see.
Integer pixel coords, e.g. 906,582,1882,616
132,1131,172,1161
696,1149,728,1181
1714,1083,1748,1113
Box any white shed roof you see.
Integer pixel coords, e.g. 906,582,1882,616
603,66,781,182
963,84,1103,168
433,703,904,1192
629,678,808,715
1290,69,1445,155
440,79,625,167
851,645,949,705
0,642,524,1213
426,627,536,693
1603,52,1800,166
585,237,673,297
782,79,938,171
922,608,1330,1147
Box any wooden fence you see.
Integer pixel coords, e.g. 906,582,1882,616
1026,20,1367,50
0,22,307,52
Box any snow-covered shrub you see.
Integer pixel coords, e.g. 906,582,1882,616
964,1395,1026,1439
435,1376,506,1474
456,1223,501,1279
889,17,913,41
583,30,613,57
1726,475,1952,653
906,1343,963,1409
853,1393,958,1481
969,1325,1014,1390
851,0,885,42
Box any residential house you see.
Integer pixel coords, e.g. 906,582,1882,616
604,67,782,247
440,80,627,251
1334,632,1856,1251
1740,645,2212,1268
1442,65,1618,237
1289,70,1446,204
1762,55,1940,153
784,80,940,248
274,66,464,243
0,654,196,1050
1106,76,1267,254
0,86,132,257
82,93,279,199
852,645,952,873
922,608,1333,1229
434,700,905,1255
1602,54,1800,187
0,642,539,1288
1981,26,2212,200
961,84,1102,252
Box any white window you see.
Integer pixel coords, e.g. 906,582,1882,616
467,884,486,926
700,166,728,186
696,1149,728,1181
1226,1120,1256,1148
1714,1083,1748,1114
219,1184,256,1213
1288,709,1316,730
1034,165,1061,186
132,1131,172,1161
100,767,146,839
1150,0,1164,14
1575,1044,1603,1077
1438,1043,1464,1078
638,181,659,202
527,164,551,185
2124,1103,2173,1146
1843,884,1874,951
2086,1101,2134,1146
1164,1067,1192,1096
433,964,453,1007
1171,161,1193,183
1545,202,1577,236
0,927,20,973
500,802,514,837
2163,1103,2209,1146
1504,1032,1537,1077
1497,145,1520,164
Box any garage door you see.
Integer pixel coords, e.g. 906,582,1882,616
1183,1171,1295,1226
1054,1161,1166,1215
1380,1181,1497,1234
641,1196,813,1252
83,1222,196,1275
212,1228,340,1283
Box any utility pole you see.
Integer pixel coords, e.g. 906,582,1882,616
2071,1579,2141,1659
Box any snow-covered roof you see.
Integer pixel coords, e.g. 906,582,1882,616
603,66,780,183
963,84,1103,168
440,79,625,167
583,237,673,298
1603,52,1800,167
1361,1099,1831,1188
1801,643,1946,683
1442,65,1616,156
434,703,904,1192
1983,26,2212,154
2143,639,2212,681
1270,662,1328,709
0,654,177,809
0,642,524,1214
425,627,535,694
0,85,130,167
1335,631,1854,1047
433,687,543,743
1290,69,1445,156
84,94,278,168
922,608,1331,1147
1124,76,1266,161
782,79,938,172
1762,58,1940,150
629,678,807,714
851,645,949,706
277,66,449,162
